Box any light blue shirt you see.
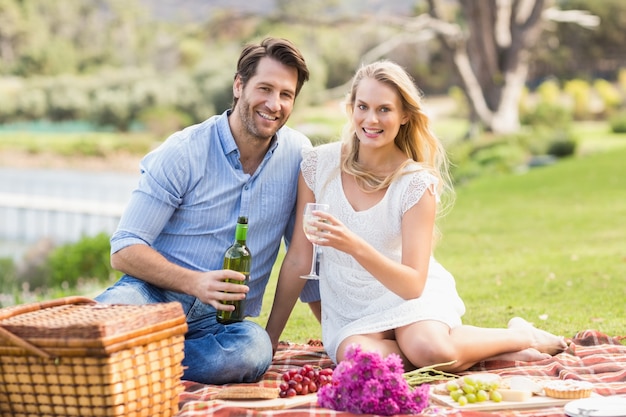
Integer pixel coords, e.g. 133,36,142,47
111,110,317,316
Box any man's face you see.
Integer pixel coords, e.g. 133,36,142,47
233,57,299,142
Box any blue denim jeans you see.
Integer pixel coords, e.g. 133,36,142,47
94,276,273,385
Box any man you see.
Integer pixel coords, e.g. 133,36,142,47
95,37,320,384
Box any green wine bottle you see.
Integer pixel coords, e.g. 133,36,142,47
217,216,252,324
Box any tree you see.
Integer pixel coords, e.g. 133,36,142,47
319,0,599,135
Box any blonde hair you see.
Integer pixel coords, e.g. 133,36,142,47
340,60,455,220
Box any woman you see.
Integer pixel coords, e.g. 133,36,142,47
265,60,567,371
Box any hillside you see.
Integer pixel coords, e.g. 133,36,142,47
140,0,416,22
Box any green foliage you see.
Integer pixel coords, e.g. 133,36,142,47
520,102,572,130
89,88,135,131
0,233,120,307
139,106,193,138
470,141,527,173
44,233,116,289
447,86,469,118
564,79,592,120
609,111,626,133
0,257,16,293
594,79,623,116
619,69,626,93
15,86,46,119
545,130,578,157
0,130,154,158
537,79,561,105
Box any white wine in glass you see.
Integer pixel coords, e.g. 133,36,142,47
300,203,329,279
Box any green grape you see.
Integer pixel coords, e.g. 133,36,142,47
457,395,468,406
488,382,500,391
476,389,489,402
450,389,463,402
462,376,476,386
490,390,503,403
446,381,460,392
462,384,476,394
466,393,477,403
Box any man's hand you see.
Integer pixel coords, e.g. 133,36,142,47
190,270,250,312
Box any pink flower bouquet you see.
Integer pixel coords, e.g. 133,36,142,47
317,345,430,415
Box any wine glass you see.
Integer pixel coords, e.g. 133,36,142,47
300,203,329,279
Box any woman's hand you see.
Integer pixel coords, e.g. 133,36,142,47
307,210,364,256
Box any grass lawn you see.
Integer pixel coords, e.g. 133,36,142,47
251,144,626,342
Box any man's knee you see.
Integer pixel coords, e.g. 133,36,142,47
182,321,273,384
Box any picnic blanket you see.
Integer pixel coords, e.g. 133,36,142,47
176,330,626,417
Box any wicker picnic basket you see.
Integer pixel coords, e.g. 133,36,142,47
0,296,187,417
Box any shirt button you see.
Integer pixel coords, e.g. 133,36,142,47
244,185,249,190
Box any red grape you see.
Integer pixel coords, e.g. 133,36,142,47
278,365,334,397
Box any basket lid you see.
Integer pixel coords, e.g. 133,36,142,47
0,297,187,356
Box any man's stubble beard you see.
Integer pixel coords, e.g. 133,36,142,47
237,96,286,143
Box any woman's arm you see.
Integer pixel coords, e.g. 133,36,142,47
265,173,316,351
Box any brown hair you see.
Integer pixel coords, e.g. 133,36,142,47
232,37,310,109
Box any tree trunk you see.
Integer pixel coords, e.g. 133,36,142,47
429,0,547,134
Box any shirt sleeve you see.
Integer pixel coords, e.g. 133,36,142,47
110,138,189,254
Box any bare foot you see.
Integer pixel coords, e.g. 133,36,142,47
508,317,568,355
488,348,551,362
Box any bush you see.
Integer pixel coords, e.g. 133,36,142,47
520,102,572,130
139,106,193,138
609,111,626,133
45,233,116,289
0,258,16,293
537,79,561,105
546,132,578,158
89,89,135,131
471,141,528,173
594,79,623,117
564,79,592,121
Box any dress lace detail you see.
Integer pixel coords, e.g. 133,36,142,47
301,142,466,363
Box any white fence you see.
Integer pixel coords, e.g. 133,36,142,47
0,168,139,258
0,192,126,242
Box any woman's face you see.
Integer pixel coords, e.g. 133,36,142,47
352,77,408,151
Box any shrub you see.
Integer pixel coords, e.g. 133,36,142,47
593,79,623,117
45,233,116,289
520,102,572,130
89,89,134,131
471,141,528,173
448,86,469,118
0,258,16,293
537,79,561,105
546,133,578,158
139,106,193,138
609,111,626,133
564,79,592,120
16,87,47,120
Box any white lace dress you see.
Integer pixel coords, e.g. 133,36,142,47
301,142,466,363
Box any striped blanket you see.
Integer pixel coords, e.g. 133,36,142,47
176,330,626,417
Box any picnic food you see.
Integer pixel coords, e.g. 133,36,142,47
214,386,279,400
444,374,503,406
503,376,543,394
279,364,334,397
542,380,594,399
497,388,533,402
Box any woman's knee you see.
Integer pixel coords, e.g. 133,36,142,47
401,334,458,368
